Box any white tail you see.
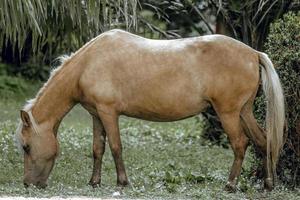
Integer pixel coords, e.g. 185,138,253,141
259,52,285,181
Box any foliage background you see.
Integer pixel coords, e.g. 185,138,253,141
254,12,300,186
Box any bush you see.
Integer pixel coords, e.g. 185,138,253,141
254,11,300,186
0,75,40,100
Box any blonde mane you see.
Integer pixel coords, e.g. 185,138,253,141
24,55,72,112
22,33,104,112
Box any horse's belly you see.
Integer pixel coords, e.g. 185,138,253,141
122,98,209,122
120,72,209,121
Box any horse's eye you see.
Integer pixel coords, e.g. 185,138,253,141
23,145,30,154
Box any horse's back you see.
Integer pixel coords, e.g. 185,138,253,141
94,30,259,81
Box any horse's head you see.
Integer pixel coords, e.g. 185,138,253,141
16,110,58,188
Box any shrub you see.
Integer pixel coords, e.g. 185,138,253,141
254,11,300,186
0,76,40,100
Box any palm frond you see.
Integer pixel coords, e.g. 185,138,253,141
0,0,138,62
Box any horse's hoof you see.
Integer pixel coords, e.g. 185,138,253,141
117,179,129,187
88,179,101,188
264,178,273,191
224,182,237,193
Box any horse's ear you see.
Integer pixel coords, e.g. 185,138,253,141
20,110,31,127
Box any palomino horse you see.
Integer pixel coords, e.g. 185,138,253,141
16,29,284,191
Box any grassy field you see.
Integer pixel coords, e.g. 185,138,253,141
0,77,299,199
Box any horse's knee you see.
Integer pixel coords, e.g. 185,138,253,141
93,144,105,159
93,148,101,159
92,138,105,160
110,144,122,158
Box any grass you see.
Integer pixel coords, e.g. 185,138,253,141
0,76,299,199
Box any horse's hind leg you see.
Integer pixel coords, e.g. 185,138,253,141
214,108,249,192
97,110,129,186
240,100,273,190
89,115,106,187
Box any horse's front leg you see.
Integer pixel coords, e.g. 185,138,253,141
89,115,106,187
98,110,129,186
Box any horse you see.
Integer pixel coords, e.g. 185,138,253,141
15,29,285,191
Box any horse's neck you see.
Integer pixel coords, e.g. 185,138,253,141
31,65,80,131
